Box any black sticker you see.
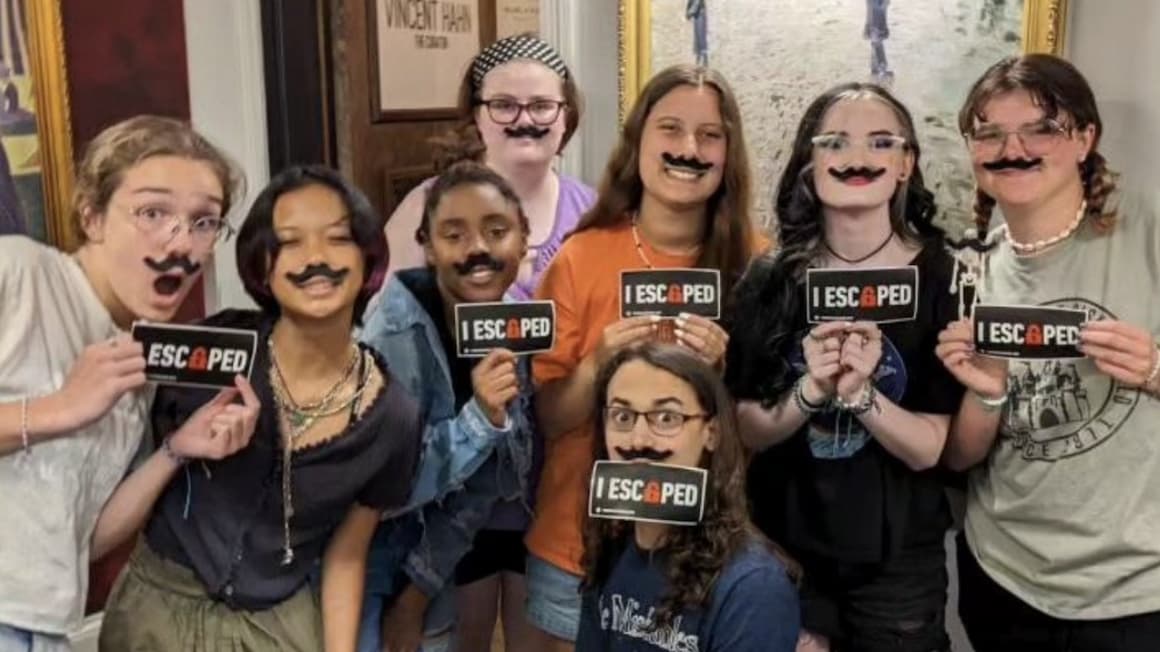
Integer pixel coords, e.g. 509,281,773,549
587,460,707,526
454,301,556,357
805,266,919,323
620,268,721,319
132,323,258,388
974,304,1086,359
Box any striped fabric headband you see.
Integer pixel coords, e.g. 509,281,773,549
470,34,569,87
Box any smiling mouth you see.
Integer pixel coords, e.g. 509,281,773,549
663,164,708,181
829,168,887,185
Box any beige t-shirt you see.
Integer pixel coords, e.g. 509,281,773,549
965,201,1160,619
0,236,150,635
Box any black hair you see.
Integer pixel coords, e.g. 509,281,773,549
415,160,529,244
236,164,387,325
726,83,944,405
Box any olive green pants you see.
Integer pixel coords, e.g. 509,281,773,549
98,542,322,652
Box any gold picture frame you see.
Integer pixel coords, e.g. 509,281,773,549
618,0,1070,119
24,0,77,250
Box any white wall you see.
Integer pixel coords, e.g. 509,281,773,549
542,0,620,186
184,0,269,311
1066,0,1160,209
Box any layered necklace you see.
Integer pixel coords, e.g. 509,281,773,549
268,340,371,565
1003,200,1087,256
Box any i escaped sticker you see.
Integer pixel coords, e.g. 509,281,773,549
454,301,556,357
587,460,707,526
806,266,919,323
132,323,258,388
620,268,721,319
974,304,1086,359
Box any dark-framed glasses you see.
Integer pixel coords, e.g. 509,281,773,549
810,133,909,156
477,97,566,126
603,405,708,438
965,118,1070,157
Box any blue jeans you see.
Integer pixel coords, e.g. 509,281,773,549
0,625,69,652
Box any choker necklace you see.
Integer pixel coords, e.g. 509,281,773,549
824,232,894,264
1004,201,1086,255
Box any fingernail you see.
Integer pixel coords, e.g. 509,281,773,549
678,312,691,320
650,315,662,323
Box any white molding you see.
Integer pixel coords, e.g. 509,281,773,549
184,0,270,312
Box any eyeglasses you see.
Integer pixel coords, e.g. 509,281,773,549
118,203,233,250
964,118,1070,158
476,98,566,126
603,406,708,438
811,133,909,157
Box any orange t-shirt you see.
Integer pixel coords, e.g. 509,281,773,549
530,223,767,574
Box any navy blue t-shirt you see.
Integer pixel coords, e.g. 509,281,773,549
576,538,800,652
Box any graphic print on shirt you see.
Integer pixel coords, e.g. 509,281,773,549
789,332,907,459
999,298,1140,461
598,592,700,652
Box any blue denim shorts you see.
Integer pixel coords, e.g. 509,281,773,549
524,554,582,642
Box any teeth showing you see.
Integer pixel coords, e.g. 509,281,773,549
664,165,705,181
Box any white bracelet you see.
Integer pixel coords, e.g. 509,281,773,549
20,396,30,453
972,389,1008,412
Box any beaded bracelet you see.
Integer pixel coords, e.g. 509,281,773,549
792,377,828,415
20,396,30,453
835,384,877,416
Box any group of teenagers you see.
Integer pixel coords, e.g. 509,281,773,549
1,31,1159,652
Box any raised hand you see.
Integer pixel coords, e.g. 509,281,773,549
472,348,519,428
936,319,1008,399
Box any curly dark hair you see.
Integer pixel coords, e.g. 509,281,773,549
956,53,1118,247
580,343,798,628
725,82,944,405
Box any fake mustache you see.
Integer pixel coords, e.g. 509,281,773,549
285,264,350,286
452,252,505,276
614,447,673,462
144,254,201,275
504,125,550,139
828,166,887,182
982,157,1043,171
662,152,713,172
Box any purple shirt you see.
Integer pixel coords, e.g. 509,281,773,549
508,174,595,301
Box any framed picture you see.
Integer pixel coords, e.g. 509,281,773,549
617,0,1069,229
367,0,496,122
3,0,75,249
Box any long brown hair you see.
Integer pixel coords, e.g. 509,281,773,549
430,32,582,171
959,54,1118,237
580,343,798,628
574,64,756,304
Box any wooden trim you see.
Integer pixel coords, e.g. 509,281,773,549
260,0,336,171
26,0,77,251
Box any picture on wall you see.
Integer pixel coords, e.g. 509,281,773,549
620,0,1069,231
1,0,74,248
368,0,496,121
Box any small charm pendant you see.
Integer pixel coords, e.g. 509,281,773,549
281,547,295,566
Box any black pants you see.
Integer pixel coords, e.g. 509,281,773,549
799,540,949,652
957,532,1160,651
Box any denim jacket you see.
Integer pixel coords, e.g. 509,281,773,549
359,269,536,597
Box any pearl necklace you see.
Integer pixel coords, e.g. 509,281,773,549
1004,201,1086,255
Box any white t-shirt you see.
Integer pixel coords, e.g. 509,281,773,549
0,236,150,635
966,200,1160,620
